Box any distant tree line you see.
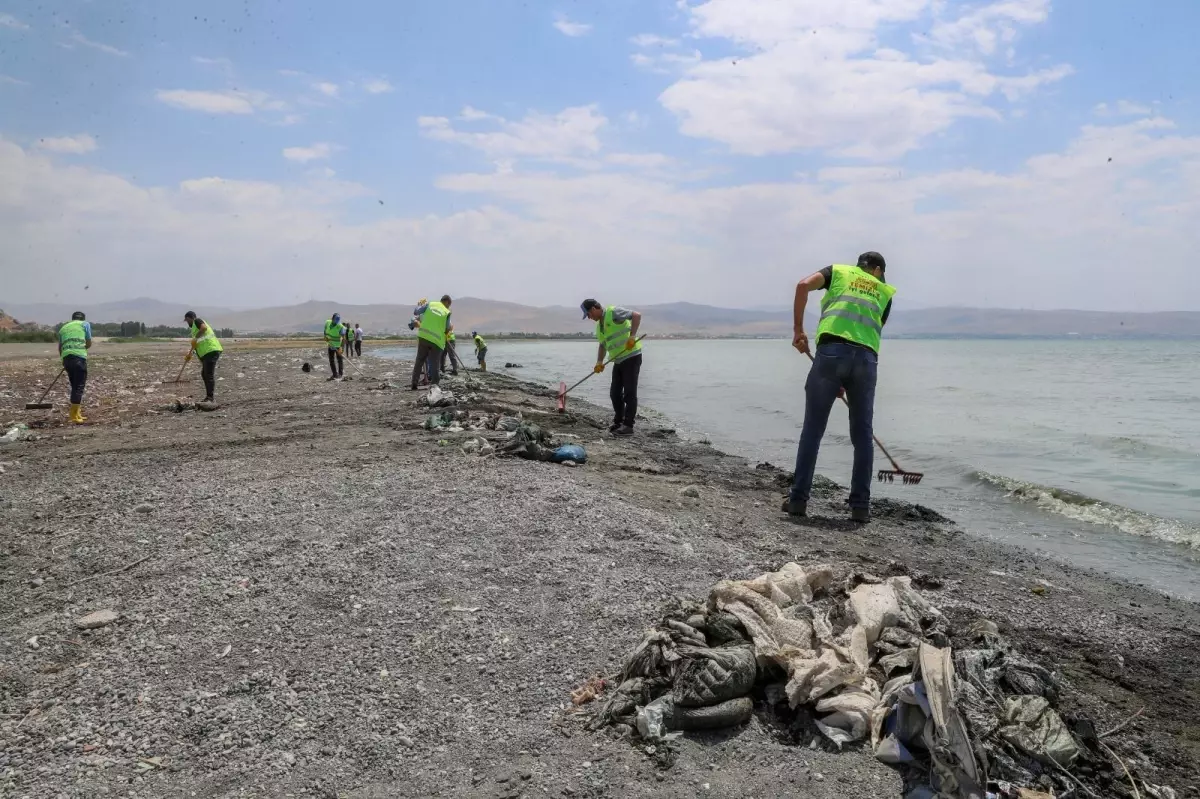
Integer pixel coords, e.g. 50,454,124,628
65,321,235,338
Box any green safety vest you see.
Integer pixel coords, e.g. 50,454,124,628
596,306,642,364
815,265,896,354
474,335,487,350
58,320,88,360
190,321,223,357
417,301,450,349
447,330,456,343
324,320,343,350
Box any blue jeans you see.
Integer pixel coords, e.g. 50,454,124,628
789,341,878,509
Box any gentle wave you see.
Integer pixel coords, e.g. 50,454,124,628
972,471,1200,550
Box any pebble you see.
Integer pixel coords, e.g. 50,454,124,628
30,577,44,588
398,736,414,748
75,609,118,629
133,504,153,514
679,485,701,498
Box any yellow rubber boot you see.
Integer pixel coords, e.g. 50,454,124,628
69,403,86,423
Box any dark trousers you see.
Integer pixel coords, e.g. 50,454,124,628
63,355,87,405
327,348,344,377
200,351,220,400
441,341,462,374
411,339,443,388
789,341,878,510
354,340,362,356
610,353,642,427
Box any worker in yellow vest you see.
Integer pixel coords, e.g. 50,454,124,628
323,313,345,380
409,295,452,390
785,252,895,524
581,299,643,436
472,332,488,371
184,311,224,404
57,311,92,423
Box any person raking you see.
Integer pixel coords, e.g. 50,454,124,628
57,311,92,424
581,299,643,436
472,331,487,372
409,295,452,390
324,313,345,380
184,310,224,405
783,251,895,523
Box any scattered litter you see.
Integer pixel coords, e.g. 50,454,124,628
217,644,232,659
1,424,30,444
301,362,312,373
450,606,481,614
420,385,458,408
571,676,607,706
496,416,522,432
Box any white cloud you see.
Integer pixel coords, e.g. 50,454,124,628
418,105,606,162
0,12,29,30
282,142,335,163
630,34,679,47
606,152,674,169
5,109,1196,311
657,0,1071,159
66,32,130,57
1095,100,1153,118
278,114,305,126
156,89,256,115
312,81,340,98
631,49,702,74
363,78,394,94
192,56,234,76
0,74,28,86
553,14,592,37
35,134,98,154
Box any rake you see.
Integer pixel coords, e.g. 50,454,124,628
557,335,646,413
25,368,65,410
803,351,923,485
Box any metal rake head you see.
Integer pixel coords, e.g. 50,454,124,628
878,470,924,485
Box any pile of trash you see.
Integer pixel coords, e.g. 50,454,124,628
1,423,31,444
496,421,586,465
586,561,1171,799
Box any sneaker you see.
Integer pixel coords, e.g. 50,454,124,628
327,376,338,382
608,421,622,433
613,425,635,436
781,499,807,517
851,507,871,523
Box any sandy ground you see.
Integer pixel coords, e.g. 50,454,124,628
1,346,1197,798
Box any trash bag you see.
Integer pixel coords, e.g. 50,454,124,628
998,695,1081,768
497,423,554,461
551,443,587,464
423,411,454,430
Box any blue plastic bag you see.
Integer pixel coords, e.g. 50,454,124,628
551,443,587,464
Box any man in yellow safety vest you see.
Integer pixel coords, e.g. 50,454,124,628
324,313,345,380
784,252,895,523
409,295,452,390
57,311,92,423
184,311,224,405
581,299,643,436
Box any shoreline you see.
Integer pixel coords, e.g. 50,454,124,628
1,345,1197,796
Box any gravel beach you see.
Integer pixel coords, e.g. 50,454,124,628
1,344,1197,798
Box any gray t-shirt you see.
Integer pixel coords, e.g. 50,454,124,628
609,307,634,323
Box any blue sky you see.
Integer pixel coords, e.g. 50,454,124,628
2,0,1199,310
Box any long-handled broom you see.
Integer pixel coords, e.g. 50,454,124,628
557,335,646,413
25,368,65,410
803,351,923,485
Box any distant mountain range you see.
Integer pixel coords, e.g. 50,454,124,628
5,298,1199,338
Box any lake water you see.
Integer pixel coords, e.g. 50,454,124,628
386,339,1200,600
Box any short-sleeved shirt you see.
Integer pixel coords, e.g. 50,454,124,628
609,307,635,324
355,327,363,340
815,266,892,349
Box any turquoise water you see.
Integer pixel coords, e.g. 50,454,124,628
384,339,1200,600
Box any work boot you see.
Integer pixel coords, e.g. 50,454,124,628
69,403,86,424
608,421,622,433
613,425,634,437
851,507,871,524
781,499,806,517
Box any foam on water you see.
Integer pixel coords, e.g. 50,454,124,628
973,471,1200,550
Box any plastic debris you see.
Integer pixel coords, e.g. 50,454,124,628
1,423,30,444
551,443,587,464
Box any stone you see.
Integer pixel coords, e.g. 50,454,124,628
134,504,153,514
679,485,701,498
75,609,119,629
30,577,44,588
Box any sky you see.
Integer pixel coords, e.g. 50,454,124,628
1,0,1198,312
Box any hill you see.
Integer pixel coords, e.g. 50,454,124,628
4,298,1199,338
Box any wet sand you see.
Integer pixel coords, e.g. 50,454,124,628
1,345,1197,797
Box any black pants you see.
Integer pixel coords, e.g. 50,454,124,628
610,353,642,427
200,351,220,400
354,340,362,356
327,348,343,377
412,339,442,388
441,341,462,374
63,355,87,405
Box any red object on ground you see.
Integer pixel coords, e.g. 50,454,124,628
557,382,566,413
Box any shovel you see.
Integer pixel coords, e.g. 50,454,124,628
803,351,924,485
557,335,645,413
26,368,65,410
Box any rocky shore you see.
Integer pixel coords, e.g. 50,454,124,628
1,344,1197,798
